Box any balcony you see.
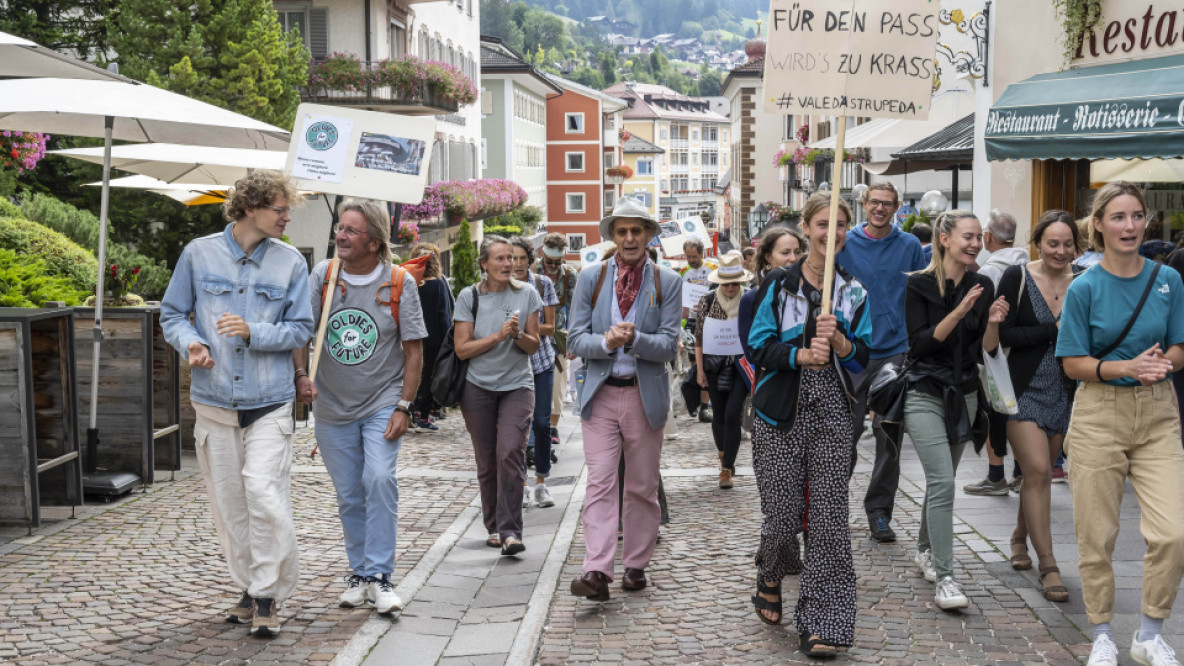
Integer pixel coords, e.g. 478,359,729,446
303,54,477,116
670,163,690,174
669,138,689,149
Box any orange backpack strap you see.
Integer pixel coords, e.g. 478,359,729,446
321,259,344,310
388,264,406,323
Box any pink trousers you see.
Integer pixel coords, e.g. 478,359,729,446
581,383,664,579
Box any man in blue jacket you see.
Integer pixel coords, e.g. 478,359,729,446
161,172,314,636
836,182,928,543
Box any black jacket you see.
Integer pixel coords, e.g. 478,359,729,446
906,271,994,395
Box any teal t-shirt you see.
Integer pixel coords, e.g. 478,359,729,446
1056,259,1184,386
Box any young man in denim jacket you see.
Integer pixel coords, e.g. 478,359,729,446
161,172,314,637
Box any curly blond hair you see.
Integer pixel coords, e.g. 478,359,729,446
222,171,299,222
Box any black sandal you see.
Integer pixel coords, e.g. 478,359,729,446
751,580,782,625
800,633,838,659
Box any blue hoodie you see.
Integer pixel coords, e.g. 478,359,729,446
836,225,927,358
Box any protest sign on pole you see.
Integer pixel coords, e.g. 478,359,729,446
763,0,941,310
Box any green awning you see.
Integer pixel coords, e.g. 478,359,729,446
985,54,1184,161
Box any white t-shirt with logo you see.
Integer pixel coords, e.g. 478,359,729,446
683,264,710,286
310,260,429,424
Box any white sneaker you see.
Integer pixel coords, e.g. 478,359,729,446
535,484,555,508
911,549,936,583
523,486,533,508
934,576,969,610
368,574,403,614
1132,632,1180,666
1086,634,1119,666
339,574,368,608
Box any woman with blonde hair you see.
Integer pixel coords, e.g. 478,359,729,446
1057,181,1184,666
747,193,872,657
904,209,1008,611
454,236,542,556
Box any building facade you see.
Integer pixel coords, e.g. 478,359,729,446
621,134,664,222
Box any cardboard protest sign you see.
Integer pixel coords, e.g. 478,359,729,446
703,317,742,355
682,282,709,310
676,216,711,243
580,241,616,267
762,0,942,120
286,103,436,202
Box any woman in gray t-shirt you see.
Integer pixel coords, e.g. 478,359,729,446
454,236,542,556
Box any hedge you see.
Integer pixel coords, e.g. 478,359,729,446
0,247,88,307
483,224,524,237
20,193,171,298
0,214,98,292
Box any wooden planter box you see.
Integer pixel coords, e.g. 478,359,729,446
72,307,181,485
0,308,82,528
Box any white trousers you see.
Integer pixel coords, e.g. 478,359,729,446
193,402,299,601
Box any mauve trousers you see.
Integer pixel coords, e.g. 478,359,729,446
460,381,534,539
581,383,663,580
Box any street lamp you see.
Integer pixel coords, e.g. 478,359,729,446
920,189,949,217
749,202,769,238
851,183,869,224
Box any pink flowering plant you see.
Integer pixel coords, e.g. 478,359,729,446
1,131,48,172
775,147,865,167
308,53,477,107
402,179,528,222
396,219,420,244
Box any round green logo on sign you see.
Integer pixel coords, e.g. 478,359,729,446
327,308,378,365
306,121,339,151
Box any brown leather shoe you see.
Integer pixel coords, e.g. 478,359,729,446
719,468,734,489
570,571,610,601
621,567,647,591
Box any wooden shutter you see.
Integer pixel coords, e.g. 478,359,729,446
308,8,329,61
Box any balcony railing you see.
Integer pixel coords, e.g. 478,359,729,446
669,138,689,149
304,54,477,116
671,163,690,174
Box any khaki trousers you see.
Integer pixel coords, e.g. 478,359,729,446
1065,380,1184,623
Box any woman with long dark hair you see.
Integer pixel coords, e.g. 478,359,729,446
747,193,871,657
1057,181,1184,666
409,242,452,431
904,210,1007,611
996,210,1080,603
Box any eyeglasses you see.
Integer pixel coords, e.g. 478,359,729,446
543,258,563,266
333,223,367,238
866,199,896,209
264,205,292,215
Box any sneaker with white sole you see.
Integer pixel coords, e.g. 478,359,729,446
368,574,403,614
339,574,368,608
1086,634,1119,666
1131,632,1180,666
535,484,555,508
911,549,936,583
250,597,280,636
225,590,253,623
962,476,1010,496
934,576,969,610
523,486,533,508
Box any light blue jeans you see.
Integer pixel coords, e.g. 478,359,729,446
315,406,401,577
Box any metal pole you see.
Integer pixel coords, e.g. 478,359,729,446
87,115,113,471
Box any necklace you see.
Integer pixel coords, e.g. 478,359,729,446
804,256,825,275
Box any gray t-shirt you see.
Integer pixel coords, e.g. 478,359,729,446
454,283,542,391
310,260,428,424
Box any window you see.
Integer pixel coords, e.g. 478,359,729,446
692,153,699,165
703,177,717,190
705,126,719,142
565,113,585,133
637,158,653,175
692,130,699,141
661,179,669,192
566,152,585,172
389,18,406,58
661,128,668,141
631,191,652,207
604,190,615,211
567,233,586,251
481,138,487,170
419,28,429,59
722,130,728,142
604,152,615,168
566,193,586,213
277,5,329,60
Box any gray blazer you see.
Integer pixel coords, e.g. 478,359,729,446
568,259,682,430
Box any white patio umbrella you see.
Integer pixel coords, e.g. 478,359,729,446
0,76,290,469
55,143,288,185
85,175,231,206
0,30,127,81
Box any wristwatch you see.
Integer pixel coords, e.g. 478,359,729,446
396,399,413,416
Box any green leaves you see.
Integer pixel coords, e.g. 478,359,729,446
451,219,480,297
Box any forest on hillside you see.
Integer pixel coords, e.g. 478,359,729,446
514,0,764,36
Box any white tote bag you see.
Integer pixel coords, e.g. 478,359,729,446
979,346,1018,415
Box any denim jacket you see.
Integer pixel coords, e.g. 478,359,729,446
161,223,314,409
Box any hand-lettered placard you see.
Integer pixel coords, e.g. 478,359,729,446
762,0,942,120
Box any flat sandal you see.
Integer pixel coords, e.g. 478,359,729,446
1039,564,1069,603
751,580,782,625
1010,536,1032,570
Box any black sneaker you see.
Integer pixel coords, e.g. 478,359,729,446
526,447,535,468
551,451,558,464
869,514,896,542
250,597,280,636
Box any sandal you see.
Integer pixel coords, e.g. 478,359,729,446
1010,536,1032,570
1039,564,1069,603
800,632,838,659
751,580,782,625
486,533,501,548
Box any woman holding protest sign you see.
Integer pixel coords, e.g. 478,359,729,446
747,193,871,656
693,251,752,490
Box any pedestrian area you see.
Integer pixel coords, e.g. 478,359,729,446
0,403,1174,664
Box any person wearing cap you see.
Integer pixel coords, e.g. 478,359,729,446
567,198,682,602
692,251,752,490
534,232,579,450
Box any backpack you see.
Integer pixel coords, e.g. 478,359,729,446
321,258,408,325
431,286,479,408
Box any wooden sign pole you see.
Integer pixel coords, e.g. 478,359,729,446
820,115,847,314
309,258,341,383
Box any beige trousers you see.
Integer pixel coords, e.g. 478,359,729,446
1065,380,1184,623
552,360,567,416
193,402,299,601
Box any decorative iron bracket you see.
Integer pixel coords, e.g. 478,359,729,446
933,1,991,90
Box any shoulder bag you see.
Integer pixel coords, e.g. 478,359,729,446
431,286,480,408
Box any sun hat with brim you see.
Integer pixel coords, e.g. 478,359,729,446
708,251,753,285
599,197,661,240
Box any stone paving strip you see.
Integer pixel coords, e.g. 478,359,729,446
0,420,480,666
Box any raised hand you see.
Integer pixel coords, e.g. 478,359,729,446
988,296,1009,324
955,284,984,318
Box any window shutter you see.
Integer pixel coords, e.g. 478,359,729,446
308,8,329,61
430,141,442,184
449,142,466,181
